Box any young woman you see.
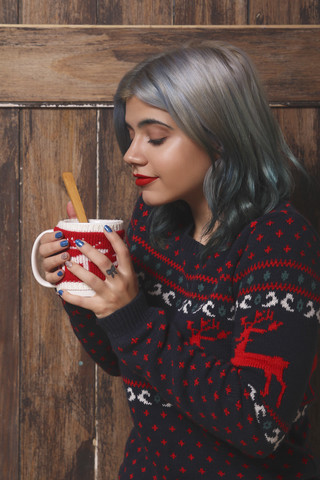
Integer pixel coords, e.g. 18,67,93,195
39,41,320,479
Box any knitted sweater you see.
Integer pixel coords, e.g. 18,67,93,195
64,197,320,480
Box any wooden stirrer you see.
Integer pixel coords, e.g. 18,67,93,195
62,172,88,223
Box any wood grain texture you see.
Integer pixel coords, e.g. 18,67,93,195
99,109,138,227
21,0,96,24
96,109,136,479
0,1,319,478
98,0,173,24
174,0,247,24
273,107,320,232
250,0,320,24
20,109,98,479
0,26,319,103
0,0,18,23
0,109,19,480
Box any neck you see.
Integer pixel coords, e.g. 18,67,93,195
190,200,213,245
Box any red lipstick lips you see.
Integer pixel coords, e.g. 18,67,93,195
134,174,158,186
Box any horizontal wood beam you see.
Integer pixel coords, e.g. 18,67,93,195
0,25,319,103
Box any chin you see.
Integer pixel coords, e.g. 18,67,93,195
141,191,163,206
142,191,177,207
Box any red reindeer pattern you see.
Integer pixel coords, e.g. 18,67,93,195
232,310,289,408
187,318,231,347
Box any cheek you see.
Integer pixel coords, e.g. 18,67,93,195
154,139,211,183
179,149,212,180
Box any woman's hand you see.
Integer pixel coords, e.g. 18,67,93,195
57,227,139,319
38,201,76,285
38,231,71,284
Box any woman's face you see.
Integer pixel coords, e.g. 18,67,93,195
123,96,212,213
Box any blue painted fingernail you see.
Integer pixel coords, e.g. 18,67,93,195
75,239,84,247
104,225,112,233
60,240,68,247
55,231,63,239
57,270,63,277
58,290,63,296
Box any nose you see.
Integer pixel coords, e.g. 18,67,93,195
123,136,147,167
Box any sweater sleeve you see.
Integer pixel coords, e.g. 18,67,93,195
63,300,120,376
58,197,144,377
97,205,320,458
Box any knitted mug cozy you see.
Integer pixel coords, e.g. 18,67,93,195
54,219,124,296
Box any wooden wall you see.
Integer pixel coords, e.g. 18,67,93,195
0,1,319,479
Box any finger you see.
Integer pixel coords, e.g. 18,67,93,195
64,260,106,294
44,268,66,285
40,230,66,244
43,251,70,273
67,200,77,219
74,239,112,273
39,237,69,258
103,226,131,270
57,289,96,310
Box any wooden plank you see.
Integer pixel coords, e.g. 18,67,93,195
98,0,173,24
95,6,160,469
20,109,98,480
96,108,136,480
250,0,320,24
0,26,319,103
0,109,19,480
21,0,96,24
273,107,320,233
0,0,18,23
99,109,138,227
174,0,247,24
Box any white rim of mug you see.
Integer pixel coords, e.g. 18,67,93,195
56,219,124,232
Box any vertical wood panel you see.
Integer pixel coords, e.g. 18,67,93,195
0,0,18,22
1,0,317,478
99,110,138,227
95,3,174,477
21,0,96,24
98,0,173,24
20,109,98,479
18,2,99,479
96,110,136,479
249,0,320,24
273,109,320,232
174,0,248,24
0,109,19,480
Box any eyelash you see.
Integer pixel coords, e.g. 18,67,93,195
148,137,166,146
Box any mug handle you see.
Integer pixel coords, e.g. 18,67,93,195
31,229,57,288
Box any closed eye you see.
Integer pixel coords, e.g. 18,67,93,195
148,137,167,146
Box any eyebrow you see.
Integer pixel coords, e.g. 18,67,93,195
125,118,174,130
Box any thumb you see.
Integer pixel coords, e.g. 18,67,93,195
67,201,77,219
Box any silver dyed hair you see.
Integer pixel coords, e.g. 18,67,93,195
114,41,300,254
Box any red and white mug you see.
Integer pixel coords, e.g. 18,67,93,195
31,218,124,296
